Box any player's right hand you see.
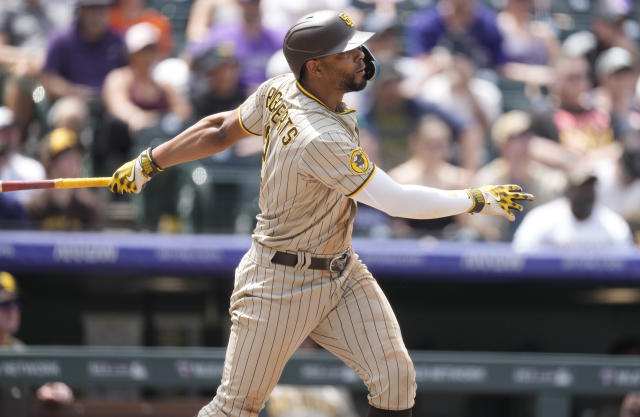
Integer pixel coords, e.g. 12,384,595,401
109,147,163,194
466,184,535,222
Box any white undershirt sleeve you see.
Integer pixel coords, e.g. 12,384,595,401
351,167,474,219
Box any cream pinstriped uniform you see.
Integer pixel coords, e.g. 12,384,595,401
198,73,416,417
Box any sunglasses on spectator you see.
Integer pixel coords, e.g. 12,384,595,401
0,300,21,311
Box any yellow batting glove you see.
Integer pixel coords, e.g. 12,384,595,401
109,147,164,194
466,184,535,222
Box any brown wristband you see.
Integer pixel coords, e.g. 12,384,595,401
466,188,485,213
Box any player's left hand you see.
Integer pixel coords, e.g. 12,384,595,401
467,184,535,222
109,147,163,194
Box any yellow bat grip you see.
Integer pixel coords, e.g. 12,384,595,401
53,177,111,189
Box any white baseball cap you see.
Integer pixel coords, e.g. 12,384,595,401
125,22,160,54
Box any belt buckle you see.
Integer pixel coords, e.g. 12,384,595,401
329,252,349,273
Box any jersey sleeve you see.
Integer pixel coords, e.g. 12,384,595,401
237,80,270,136
298,133,376,197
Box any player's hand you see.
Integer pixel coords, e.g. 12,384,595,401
109,147,163,194
466,184,535,222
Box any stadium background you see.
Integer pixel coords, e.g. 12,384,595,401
1,0,640,416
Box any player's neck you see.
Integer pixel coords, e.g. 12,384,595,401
299,79,345,112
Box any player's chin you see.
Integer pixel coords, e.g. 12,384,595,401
350,77,368,92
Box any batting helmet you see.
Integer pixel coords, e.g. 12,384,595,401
283,10,379,81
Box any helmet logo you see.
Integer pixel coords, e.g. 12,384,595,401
339,12,355,27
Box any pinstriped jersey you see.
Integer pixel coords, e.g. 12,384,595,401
238,73,376,255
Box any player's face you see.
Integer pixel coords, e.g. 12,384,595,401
323,48,368,92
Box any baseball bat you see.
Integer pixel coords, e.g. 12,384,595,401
0,177,111,192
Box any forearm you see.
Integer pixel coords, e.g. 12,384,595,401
353,168,473,219
151,110,239,168
39,72,91,99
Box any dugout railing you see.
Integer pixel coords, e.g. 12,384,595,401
1,347,640,417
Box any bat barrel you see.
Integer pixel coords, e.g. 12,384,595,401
0,177,111,192
0,180,55,192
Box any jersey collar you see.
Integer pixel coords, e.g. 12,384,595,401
296,81,356,115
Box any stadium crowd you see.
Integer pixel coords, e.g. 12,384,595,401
1,0,640,248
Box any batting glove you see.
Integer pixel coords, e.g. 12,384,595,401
466,184,534,222
109,147,164,194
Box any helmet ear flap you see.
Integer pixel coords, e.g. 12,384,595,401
360,45,378,81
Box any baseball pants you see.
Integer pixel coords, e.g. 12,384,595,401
197,242,416,417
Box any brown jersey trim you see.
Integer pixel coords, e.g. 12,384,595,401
296,81,356,115
237,106,261,136
346,164,376,198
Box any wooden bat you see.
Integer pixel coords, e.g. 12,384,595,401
0,177,111,192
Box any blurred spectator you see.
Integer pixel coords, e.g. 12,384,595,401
388,115,472,239
0,271,25,349
513,168,632,250
40,0,126,100
406,0,506,71
0,106,45,205
103,22,192,131
362,59,480,171
563,0,638,85
193,0,284,94
0,271,74,417
0,194,28,229
470,111,566,241
496,0,558,86
109,0,173,57
191,43,245,119
26,127,101,230
0,0,59,135
185,0,241,43
416,50,500,169
621,392,640,417
259,0,351,33
595,130,640,233
529,55,615,169
594,47,640,138
47,94,88,136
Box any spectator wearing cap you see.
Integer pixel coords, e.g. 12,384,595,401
594,47,640,138
109,0,173,57
0,106,45,206
470,111,566,241
104,22,191,131
99,22,192,174
192,0,284,94
0,271,23,348
26,127,101,230
0,271,74,417
513,167,632,250
39,0,126,100
190,43,245,119
562,1,639,85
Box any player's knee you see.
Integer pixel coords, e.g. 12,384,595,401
369,350,417,410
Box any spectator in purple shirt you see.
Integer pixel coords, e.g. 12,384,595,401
39,0,125,100
406,0,506,71
191,0,283,94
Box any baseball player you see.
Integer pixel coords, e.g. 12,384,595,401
109,10,534,417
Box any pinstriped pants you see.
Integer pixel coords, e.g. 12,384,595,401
197,242,416,417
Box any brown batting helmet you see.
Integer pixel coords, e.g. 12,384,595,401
283,10,379,80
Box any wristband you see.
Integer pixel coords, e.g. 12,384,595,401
465,188,485,213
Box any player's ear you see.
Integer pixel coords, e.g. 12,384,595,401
305,59,323,79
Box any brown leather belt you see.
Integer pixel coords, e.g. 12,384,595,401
271,250,350,272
